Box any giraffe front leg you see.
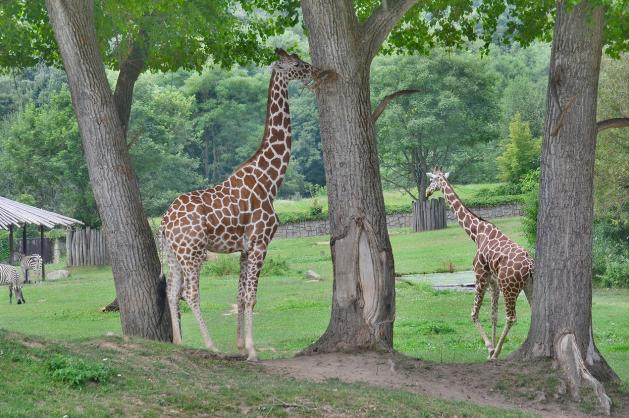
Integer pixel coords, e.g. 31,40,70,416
236,251,248,355
243,242,267,362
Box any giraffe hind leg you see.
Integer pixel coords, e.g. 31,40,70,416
166,251,184,345
182,263,219,353
242,241,269,362
490,290,518,360
490,281,500,352
237,251,247,355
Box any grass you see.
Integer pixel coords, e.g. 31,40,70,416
0,217,627,415
0,331,531,417
1,217,627,384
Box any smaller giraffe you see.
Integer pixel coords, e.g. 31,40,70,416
426,167,533,360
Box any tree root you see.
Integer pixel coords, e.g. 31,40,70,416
555,333,611,416
101,297,120,312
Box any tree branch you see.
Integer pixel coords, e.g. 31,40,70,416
597,117,629,133
361,0,418,60
113,36,147,138
372,89,422,122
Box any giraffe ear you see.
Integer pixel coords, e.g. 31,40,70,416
426,172,436,179
444,172,450,179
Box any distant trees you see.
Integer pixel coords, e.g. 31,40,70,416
372,52,499,200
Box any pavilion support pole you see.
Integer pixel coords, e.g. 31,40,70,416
8,225,13,264
22,225,28,283
40,225,45,281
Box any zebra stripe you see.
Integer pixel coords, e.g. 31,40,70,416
0,263,23,303
18,253,43,282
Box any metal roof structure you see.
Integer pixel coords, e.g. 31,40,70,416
0,196,83,230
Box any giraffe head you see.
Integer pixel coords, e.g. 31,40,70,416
426,166,449,198
273,48,332,90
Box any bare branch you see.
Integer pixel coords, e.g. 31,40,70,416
361,0,418,59
126,127,145,150
551,95,576,137
597,117,629,133
372,89,422,122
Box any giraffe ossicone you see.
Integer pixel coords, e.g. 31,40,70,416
160,49,326,361
426,166,533,360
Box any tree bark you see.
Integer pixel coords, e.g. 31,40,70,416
300,0,416,353
513,1,616,382
45,0,172,341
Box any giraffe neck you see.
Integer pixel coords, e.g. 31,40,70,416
440,180,483,242
239,69,292,201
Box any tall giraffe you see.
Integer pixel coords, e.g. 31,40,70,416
160,49,327,361
426,167,533,360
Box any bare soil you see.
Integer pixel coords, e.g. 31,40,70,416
263,351,626,417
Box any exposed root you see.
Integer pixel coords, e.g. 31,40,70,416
101,298,120,312
555,333,611,416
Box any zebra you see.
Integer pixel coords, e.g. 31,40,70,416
15,252,43,283
0,264,25,304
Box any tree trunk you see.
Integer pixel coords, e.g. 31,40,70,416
45,0,172,341
513,1,616,382
300,0,396,353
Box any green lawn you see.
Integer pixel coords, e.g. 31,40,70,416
0,331,531,417
273,184,522,223
1,217,626,385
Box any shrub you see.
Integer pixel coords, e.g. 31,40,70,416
201,255,240,277
47,354,112,387
520,168,540,248
202,255,291,277
261,256,290,276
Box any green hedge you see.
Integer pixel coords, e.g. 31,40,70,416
276,196,523,224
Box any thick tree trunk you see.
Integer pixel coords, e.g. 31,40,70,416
301,0,396,353
513,1,616,382
45,0,172,341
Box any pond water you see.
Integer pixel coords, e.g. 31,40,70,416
398,271,476,292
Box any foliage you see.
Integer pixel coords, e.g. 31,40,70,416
0,1,285,72
496,114,541,185
520,168,540,249
593,220,629,288
0,87,100,226
595,54,629,225
128,76,204,215
201,255,290,277
47,354,112,387
372,51,499,200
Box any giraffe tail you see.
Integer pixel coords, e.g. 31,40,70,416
158,223,167,281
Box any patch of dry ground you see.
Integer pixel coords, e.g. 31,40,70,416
263,351,627,417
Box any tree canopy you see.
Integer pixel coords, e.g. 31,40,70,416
0,0,284,71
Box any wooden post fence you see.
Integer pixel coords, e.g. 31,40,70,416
412,197,447,232
66,227,109,266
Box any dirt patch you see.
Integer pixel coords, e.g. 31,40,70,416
20,339,45,349
263,352,611,417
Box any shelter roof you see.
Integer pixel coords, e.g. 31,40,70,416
0,196,83,230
